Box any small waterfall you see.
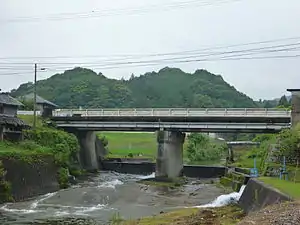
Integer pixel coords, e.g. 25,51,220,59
196,185,246,208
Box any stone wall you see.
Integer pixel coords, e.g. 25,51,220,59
239,178,292,214
1,156,59,202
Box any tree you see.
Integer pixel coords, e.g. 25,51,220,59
278,95,290,108
277,124,300,163
186,133,226,162
19,98,34,110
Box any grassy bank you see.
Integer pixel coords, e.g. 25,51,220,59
112,205,245,225
0,141,52,162
259,177,300,199
1,114,81,193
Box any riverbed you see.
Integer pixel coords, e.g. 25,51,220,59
0,172,230,225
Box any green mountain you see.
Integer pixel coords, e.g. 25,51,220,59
11,67,258,108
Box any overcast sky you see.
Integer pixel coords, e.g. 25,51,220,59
1,0,300,100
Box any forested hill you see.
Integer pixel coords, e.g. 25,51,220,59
11,67,258,108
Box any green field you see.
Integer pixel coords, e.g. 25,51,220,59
98,132,157,159
97,132,225,165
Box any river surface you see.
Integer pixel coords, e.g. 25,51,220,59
0,172,232,225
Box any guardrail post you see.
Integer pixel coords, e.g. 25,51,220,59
117,109,120,116
152,109,154,116
225,108,227,115
244,108,247,115
186,108,189,116
265,108,268,115
169,108,172,116
85,109,88,116
205,108,208,114
101,109,104,116
134,109,137,116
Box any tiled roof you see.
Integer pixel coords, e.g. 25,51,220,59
20,93,58,108
0,93,23,106
0,114,29,127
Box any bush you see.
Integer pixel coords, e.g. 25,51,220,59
24,127,79,166
58,167,69,189
186,133,226,162
277,125,300,163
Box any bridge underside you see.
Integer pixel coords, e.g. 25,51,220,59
52,115,290,124
55,121,289,133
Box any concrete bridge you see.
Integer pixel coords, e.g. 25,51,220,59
52,108,291,133
46,107,293,178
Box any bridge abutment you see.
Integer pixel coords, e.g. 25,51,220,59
156,131,185,178
287,89,300,127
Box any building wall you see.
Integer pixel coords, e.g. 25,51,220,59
3,105,18,116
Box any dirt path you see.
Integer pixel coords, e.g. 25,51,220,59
238,201,300,225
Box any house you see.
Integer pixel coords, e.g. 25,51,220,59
0,93,29,141
19,93,58,117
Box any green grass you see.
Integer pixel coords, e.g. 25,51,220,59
0,141,53,163
18,115,44,127
120,205,244,225
259,177,300,199
98,132,157,159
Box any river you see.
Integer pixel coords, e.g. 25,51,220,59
0,172,241,225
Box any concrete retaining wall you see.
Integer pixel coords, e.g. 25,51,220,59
101,161,155,175
183,165,226,178
2,157,59,202
101,161,226,178
239,178,292,214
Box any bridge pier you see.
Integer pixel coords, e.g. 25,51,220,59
287,89,300,126
156,131,185,178
76,131,100,171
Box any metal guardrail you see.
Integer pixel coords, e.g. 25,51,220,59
51,108,291,118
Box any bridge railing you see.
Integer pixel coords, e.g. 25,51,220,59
51,108,291,117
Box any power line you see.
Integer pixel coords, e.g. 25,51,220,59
1,41,299,69
1,54,299,76
1,0,242,23
1,35,300,63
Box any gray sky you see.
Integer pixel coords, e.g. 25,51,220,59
1,0,300,100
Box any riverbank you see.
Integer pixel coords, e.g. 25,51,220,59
0,117,81,203
118,205,245,225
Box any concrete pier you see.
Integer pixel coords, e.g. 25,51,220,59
287,89,300,126
76,131,99,171
156,131,185,178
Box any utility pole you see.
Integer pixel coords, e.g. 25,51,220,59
33,63,37,129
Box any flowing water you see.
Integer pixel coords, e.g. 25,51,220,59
0,172,245,225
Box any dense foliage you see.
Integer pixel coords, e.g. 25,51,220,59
11,67,258,108
277,125,300,163
24,128,79,167
186,133,226,162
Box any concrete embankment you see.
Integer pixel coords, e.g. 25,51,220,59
1,157,59,202
101,161,226,178
238,178,292,214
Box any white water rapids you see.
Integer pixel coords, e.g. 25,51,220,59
0,172,246,224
